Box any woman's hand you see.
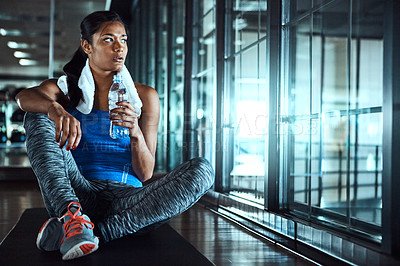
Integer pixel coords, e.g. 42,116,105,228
109,101,141,139
47,101,81,150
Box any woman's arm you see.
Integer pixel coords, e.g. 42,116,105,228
110,83,160,182
16,79,63,113
15,80,81,150
132,84,159,181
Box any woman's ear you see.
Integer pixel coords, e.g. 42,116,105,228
81,40,91,55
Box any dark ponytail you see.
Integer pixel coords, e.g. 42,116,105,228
63,11,126,108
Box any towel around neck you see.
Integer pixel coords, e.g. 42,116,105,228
57,59,143,115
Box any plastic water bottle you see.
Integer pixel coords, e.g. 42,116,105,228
109,74,129,139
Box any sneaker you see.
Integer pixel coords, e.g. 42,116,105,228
59,202,99,260
36,217,64,251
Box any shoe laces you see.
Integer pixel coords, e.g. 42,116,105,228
59,202,94,242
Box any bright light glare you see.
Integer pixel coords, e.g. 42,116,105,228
238,78,266,84
19,59,37,66
236,101,267,138
14,51,31,58
7,41,30,49
197,109,204,119
366,153,375,171
176,36,184,44
0,28,22,36
368,123,378,136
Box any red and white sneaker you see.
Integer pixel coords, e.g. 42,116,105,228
36,217,64,251
59,202,99,260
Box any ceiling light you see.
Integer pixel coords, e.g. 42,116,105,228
8,41,31,49
19,59,38,66
176,36,184,44
14,51,32,58
0,28,22,36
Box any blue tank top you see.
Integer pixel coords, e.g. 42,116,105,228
69,108,142,187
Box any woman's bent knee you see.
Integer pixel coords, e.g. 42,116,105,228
24,112,58,153
24,112,55,138
24,112,53,130
188,157,215,192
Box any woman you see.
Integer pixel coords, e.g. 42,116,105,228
16,11,214,261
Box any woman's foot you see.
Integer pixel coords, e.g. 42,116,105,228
36,217,64,251
59,202,99,260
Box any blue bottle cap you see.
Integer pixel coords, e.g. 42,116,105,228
113,74,123,82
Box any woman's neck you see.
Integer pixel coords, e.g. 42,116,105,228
90,67,116,111
91,68,114,90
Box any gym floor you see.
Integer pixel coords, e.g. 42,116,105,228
0,180,311,265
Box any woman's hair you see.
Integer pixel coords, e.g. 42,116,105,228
63,11,126,108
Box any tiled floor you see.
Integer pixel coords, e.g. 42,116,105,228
0,180,311,265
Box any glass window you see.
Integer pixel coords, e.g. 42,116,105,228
129,0,187,172
191,0,217,165
224,0,268,205
155,1,168,172
282,0,383,239
284,0,312,22
233,0,267,52
292,18,311,116
168,1,186,170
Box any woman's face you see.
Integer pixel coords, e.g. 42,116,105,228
85,21,128,73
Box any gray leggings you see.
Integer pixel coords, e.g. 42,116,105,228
24,112,214,243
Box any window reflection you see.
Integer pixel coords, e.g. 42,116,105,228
283,0,383,236
168,1,186,170
192,0,216,165
130,0,186,172
225,1,268,204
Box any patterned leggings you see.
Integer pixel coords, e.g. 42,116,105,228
24,112,214,243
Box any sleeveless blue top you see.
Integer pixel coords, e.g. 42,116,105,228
69,108,142,187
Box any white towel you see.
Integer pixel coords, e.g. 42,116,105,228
57,59,142,115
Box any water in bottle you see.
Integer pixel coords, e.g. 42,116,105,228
109,74,129,139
